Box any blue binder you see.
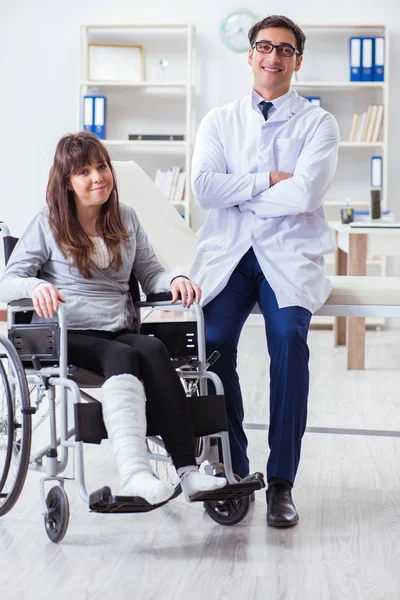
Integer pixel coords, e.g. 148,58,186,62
361,37,374,81
370,155,382,189
83,96,94,133
349,37,362,81
304,96,321,106
373,37,385,81
93,96,106,140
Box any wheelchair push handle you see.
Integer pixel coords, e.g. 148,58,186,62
205,351,220,370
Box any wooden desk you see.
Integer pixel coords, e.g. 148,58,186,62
329,222,400,370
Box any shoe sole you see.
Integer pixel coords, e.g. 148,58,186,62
266,518,299,528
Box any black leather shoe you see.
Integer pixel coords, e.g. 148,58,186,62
266,482,299,527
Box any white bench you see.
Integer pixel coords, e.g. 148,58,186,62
316,275,400,370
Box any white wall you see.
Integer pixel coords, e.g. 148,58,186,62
1,0,400,239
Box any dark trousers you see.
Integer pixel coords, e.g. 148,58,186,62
67,329,195,469
203,248,311,484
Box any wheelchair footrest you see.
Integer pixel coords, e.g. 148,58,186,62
189,472,265,502
89,485,178,514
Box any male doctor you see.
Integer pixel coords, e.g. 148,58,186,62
190,15,340,527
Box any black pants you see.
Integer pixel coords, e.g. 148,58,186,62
68,329,195,469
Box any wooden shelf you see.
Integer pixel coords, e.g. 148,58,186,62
339,142,384,148
325,200,369,207
293,81,385,89
300,24,386,29
83,23,193,30
81,80,190,88
103,139,187,148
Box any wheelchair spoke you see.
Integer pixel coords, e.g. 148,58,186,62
146,437,180,489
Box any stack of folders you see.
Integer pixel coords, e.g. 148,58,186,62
348,104,384,142
154,167,186,202
349,36,385,82
83,95,106,139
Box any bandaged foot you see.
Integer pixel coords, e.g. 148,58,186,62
177,466,227,501
102,374,174,505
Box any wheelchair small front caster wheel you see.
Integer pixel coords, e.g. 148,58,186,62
204,495,251,526
44,486,70,543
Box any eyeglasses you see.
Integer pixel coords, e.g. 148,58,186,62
252,41,300,57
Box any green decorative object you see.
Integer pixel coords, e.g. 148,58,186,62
220,9,259,52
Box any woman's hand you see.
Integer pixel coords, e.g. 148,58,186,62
170,277,201,308
31,282,65,318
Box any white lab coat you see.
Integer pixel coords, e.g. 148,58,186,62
190,88,340,313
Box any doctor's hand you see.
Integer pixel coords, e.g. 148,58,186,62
32,282,65,319
170,276,202,308
270,171,293,186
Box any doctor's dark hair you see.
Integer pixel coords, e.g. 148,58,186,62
46,131,129,279
248,15,306,55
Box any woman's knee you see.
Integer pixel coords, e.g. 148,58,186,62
104,346,140,378
137,334,170,360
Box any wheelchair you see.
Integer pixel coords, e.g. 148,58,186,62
0,222,265,543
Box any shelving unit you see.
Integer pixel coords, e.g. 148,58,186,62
78,24,196,224
293,24,389,326
293,24,389,215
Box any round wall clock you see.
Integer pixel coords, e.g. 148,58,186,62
220,9,259,52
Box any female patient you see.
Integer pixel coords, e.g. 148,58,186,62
0,131,226,505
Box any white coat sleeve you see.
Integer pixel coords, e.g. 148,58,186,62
191,109,270,210
238,113,340,217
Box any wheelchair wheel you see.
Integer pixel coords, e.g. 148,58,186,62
204,494,251,526
146,436,181,497
44,485,70,543
0,334,32,517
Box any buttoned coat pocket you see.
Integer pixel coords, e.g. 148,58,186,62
274,138,304,173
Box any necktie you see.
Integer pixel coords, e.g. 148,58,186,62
259,100,273,121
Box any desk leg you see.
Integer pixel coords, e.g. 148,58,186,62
334,247,347,346
347,234,367,370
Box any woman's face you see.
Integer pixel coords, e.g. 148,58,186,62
68,159,114,212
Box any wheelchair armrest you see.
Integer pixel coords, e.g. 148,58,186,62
8,298,35,310
145,292,173,303
136,292,182,309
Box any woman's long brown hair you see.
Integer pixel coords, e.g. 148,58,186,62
46,131,129,278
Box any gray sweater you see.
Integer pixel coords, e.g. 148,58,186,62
0,204,179,331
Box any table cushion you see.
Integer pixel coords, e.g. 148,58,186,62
327,276,400,306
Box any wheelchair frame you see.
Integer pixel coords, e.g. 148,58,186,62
0,222,265,542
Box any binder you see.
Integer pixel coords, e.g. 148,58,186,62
355,111,367,142
162,169,174,199
83,96,94,133
93,96,106,139
362,105,374,142
154,169,165,191
364,104,378,142
348,113,360,142
349,37,362,81
169,166,180,200
361,37,374,81
374,37,385,81
175,171,186,201
304,96,321,106
370,155,382,189
371,104,384,142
